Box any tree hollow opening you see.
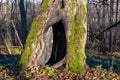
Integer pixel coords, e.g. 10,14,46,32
47,20,67,65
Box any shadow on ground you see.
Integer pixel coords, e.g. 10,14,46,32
86,55,120,74
0,54,20,71
0,54,120,74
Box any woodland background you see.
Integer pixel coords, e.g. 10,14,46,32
0,0,119,54
0,0,120,79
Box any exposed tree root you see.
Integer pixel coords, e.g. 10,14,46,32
52,57,66,69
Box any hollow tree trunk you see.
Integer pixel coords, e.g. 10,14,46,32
19,0,87,73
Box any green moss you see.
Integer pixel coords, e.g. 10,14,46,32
0,45,21,54
19,19,39,68
58,8,63,13
67,1,87,73
11,47,22,54
42,0,49,11
68,54,85,73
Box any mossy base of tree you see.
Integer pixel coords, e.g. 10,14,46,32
68,55,85,73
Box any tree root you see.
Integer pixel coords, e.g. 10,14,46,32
52,57,66,69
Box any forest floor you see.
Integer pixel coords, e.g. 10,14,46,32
0,52,120,80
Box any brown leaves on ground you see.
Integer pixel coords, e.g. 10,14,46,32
0,66,119,80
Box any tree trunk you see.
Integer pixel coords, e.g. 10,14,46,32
19,0,87,73
109,0,114,52
19,0,28,45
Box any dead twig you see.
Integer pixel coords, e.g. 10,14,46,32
11,20,23,48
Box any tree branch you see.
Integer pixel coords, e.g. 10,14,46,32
96,20,120,37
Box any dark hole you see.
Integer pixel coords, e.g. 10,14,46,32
47,20,67,65
61,0,65,8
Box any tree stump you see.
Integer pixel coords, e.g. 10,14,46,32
19,0,87,73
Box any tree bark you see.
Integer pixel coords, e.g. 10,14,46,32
19,0,28,45
109,0,114,52
19,0,87,73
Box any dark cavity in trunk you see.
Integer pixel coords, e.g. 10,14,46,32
47,20,67,65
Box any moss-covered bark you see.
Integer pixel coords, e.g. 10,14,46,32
19,19,39,68
19,1,49,68
66,0,87,73
19,0,87,73
42,0,49,11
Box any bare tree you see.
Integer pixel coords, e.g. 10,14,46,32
19,0,28,45
87,0,120,52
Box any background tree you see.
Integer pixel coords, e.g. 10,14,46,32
19,0,27,45
87,0,120,52
0,0,40,54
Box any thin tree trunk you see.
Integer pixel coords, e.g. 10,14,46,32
19,0,28,45
101,2,108,52
109,0,114,52
114,0,119,51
